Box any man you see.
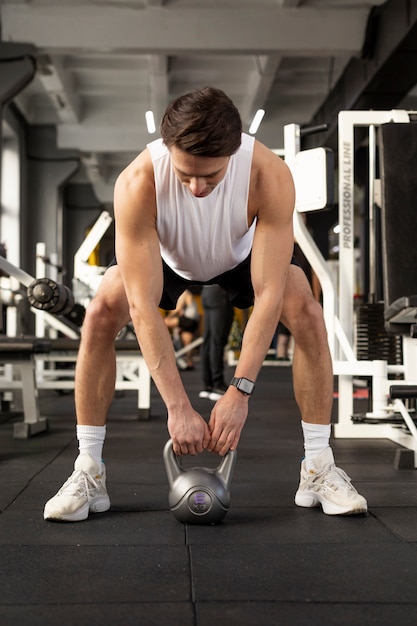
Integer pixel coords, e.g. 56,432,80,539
44,87,367,522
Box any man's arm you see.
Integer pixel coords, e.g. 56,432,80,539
235,142,295,380
208,142,295,455
114,150,210,455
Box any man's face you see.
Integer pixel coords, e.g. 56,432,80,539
169,146,229,198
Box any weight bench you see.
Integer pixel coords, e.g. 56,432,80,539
0,337,52,438
35,337,151,419
0,336,151,439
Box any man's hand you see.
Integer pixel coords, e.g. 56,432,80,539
168,407,211,456
207,388,249,456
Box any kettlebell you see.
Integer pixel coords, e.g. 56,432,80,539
163,439,237,524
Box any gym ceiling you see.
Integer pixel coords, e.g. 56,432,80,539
1,0,417,203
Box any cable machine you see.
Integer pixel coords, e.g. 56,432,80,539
284,110,417,464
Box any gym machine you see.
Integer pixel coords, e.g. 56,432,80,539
284,111,417,466
0,252,79,437
0,214,152,436
72,210,113,306
72,209,201,370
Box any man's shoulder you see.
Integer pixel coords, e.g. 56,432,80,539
115,148,155,197
252,140,292,181
248,141,295,218
147,137,167,161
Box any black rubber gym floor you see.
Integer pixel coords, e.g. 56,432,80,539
1,363,417,625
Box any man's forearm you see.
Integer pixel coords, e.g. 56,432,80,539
133,311,191,412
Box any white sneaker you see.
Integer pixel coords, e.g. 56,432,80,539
294,447,367,515
44,453,110,522
208,385,228,401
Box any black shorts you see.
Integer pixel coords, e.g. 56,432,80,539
178,316,199,333
159,254,255,310
109,252,300,311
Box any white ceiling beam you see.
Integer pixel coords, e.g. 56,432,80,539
1,5,369,55
37,55,80,123
57,123,151,154
80,152,115,202
240,55,282,123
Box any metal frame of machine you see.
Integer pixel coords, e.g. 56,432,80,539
284,110,417,464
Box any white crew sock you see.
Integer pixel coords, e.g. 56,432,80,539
301,421,331,471
76,425,106,469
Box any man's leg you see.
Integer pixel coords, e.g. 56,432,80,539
44,266,131,522
76,266,131,425
209,303,234,388
275,323,291,360
280,265,333,426
200,308,213,396
280,265,367,515
180,328,195,368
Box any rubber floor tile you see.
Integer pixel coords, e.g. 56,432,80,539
0,545,191,605
190,543,417,603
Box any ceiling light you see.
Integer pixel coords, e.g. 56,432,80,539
249,109,265,134
145,110,156,134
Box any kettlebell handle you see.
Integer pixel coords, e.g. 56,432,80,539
163,439,237,489
215,447,237,489
163,439,184,487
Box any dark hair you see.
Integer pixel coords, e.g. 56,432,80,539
160,86,242,157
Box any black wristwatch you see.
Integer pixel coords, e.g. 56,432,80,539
230,377,255,396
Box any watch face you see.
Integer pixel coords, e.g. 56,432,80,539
239,378,254,394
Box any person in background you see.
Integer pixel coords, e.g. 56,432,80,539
273,322,292,361
164,289,200,369
199,284,234,401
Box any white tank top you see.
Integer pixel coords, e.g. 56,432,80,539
184,298,199,321
147,133,256,281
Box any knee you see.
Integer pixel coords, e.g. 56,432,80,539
287,296,327,344
82,295,125,339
